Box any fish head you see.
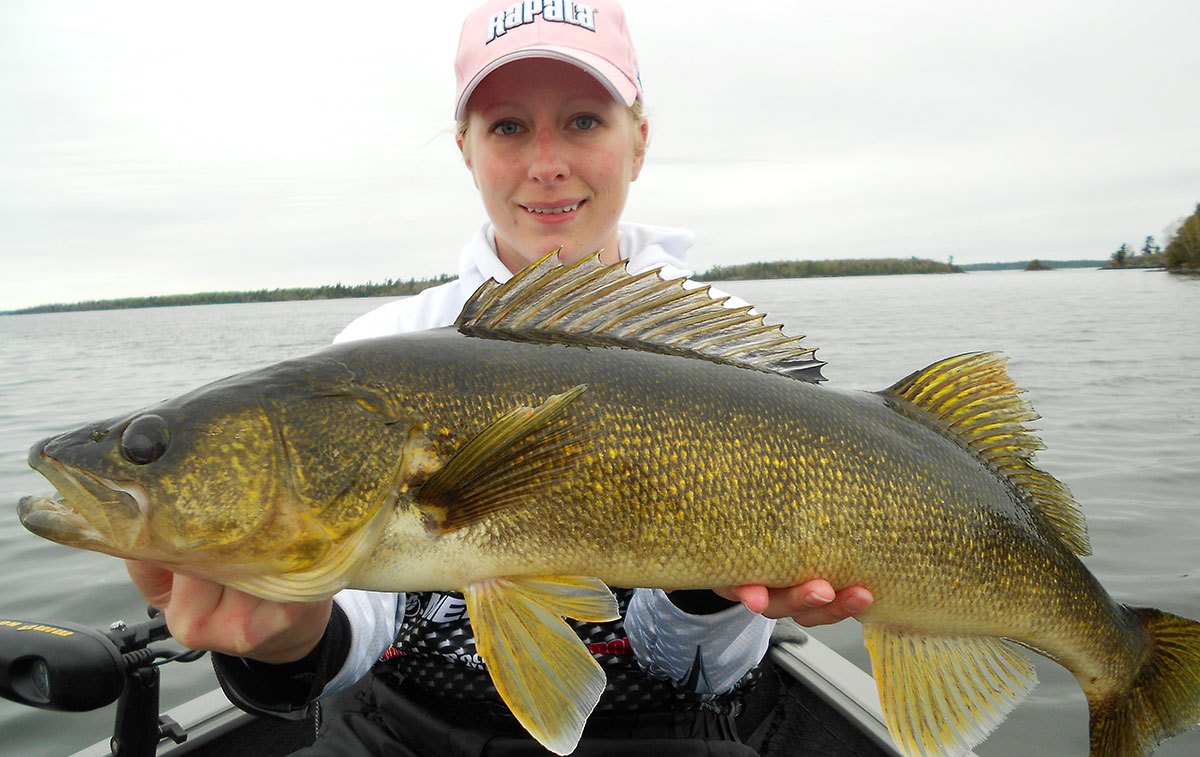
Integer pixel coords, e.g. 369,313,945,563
19,355,424,600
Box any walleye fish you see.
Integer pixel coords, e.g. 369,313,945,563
18,254,1200,756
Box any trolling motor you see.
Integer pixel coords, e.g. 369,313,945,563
0,607,204,756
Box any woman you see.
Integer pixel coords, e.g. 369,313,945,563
127,1,872,753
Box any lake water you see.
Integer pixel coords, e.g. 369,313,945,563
1,268,1198,755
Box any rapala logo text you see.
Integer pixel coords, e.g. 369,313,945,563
487,1,597,43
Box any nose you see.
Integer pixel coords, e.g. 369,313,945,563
527,130,569,184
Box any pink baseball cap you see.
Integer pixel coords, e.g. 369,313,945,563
454,0,642,120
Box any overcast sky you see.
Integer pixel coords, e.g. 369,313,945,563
1,0,1197,310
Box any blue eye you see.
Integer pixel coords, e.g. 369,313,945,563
573,115,599,130
492,121,521,136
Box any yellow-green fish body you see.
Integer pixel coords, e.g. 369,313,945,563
19,255,1200,756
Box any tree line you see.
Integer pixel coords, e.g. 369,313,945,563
1165,203,1200,269
1109,203,1200,271
4,258,969,315
700,257,962,281
4,276,454,316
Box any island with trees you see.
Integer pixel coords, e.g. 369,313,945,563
1105,202,1200,273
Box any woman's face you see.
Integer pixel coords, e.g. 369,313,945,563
459,58,647,273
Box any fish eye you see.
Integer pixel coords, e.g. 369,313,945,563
119,414,171,465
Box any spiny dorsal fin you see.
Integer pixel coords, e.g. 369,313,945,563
883,352,1090,556
456,251,825,383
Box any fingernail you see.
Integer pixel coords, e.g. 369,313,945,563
843,592,871,614
806,589,835,606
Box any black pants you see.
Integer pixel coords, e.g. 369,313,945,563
292,675,760,757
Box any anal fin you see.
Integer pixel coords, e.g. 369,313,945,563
863,622,1037,757
464,575,620,755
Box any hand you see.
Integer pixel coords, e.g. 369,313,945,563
715,580,873,627
125,560,333,664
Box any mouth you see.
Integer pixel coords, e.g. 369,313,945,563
18,492,111,550
520,200,584,218
22,443,150,554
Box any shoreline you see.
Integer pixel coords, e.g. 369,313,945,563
11,258,1197,316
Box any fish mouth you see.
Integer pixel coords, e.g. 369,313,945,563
17,492,113,551
21,440,150,556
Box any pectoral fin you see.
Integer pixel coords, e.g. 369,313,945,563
415,385,589,535
464,575,620,755
862,622,1037,757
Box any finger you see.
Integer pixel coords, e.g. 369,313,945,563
789,586,874,627
124,560,175,608
839,587,873,616
716,584,771,614
160,575,233,649
791,580,836,611
749,581,834,619
716,582,837,618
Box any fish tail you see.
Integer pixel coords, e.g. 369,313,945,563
1087,607,1200,757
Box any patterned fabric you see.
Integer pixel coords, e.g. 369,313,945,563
375,588,759,717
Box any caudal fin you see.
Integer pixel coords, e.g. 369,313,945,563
1088,607,1200,756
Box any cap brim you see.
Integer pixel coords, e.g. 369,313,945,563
454,47,639,121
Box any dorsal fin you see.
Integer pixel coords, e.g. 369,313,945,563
883,352,1091,555
456,251,825,383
